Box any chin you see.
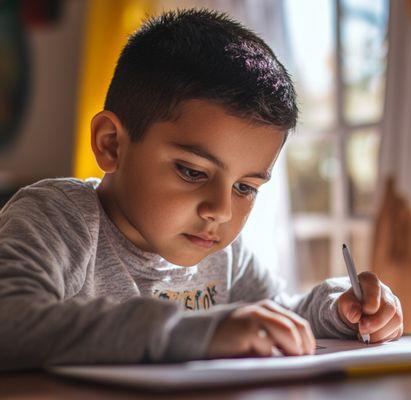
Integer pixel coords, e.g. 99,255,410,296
162,250,209,267
179,260,201,267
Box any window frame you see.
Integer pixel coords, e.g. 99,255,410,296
288,0,387,287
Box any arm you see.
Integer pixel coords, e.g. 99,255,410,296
209,236,401,357
229,234,355,338
274,278,356,338
0,184,236,370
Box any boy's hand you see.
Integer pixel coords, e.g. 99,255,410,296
337,272,403,343
207,299,316,359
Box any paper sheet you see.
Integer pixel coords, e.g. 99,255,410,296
49,336,411,390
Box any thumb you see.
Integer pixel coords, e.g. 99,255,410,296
338,289,362,324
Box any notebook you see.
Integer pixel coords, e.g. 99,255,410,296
49,336,411,390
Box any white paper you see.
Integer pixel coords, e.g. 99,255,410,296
49,337,411,390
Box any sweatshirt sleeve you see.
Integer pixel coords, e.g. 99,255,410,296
274,278,356,338
0,183,238,371
229,234,356,339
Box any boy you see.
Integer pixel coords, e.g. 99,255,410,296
0,9,403,370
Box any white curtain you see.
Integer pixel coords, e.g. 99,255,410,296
372,0,411,332
378,0,411,202
155,0,297,292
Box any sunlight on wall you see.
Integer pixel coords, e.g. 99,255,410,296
73,0,153,179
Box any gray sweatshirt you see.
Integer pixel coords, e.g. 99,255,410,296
0,178,355,371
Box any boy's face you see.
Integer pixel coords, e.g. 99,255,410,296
97,99,285,267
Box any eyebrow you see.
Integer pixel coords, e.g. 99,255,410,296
169,141,272,181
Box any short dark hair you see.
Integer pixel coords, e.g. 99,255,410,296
104,8,298,141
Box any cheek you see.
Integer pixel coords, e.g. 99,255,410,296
231,198,255,233
218,198,255,239
132,183,195,230
241,202,254,223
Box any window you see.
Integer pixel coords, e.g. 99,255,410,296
284,0,389,292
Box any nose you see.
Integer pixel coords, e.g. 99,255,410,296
197,184,232,224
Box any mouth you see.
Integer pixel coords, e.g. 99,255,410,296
183,234,218,249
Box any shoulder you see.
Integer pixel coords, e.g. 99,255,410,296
229,233,253,268
16,176,99,200
11,176,98,204
2,177,102,239
230,233,285,285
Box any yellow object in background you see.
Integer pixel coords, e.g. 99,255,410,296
73,0,154,179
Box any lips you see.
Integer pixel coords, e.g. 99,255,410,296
191,233,220,242
184,234,218,249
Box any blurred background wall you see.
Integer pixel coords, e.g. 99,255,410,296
0,0,86,184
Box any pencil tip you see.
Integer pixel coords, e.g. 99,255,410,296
342,243,347,249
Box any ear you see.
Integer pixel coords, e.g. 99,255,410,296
91,111,127,173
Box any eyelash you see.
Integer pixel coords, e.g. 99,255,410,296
175,163,259,198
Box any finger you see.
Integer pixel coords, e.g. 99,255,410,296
376,326,401,343
290,318,315,355
369,312,403,343
394,322,404,340
338,289,362,324
251,306,304,356
394,295,404,328
388,328,401,341
259,300,315,355
249,328,277,357
258,300,315,354
369,328,398,344
358,271,381,315
359,294,396,335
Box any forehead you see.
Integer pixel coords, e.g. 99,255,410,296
155,99,285,173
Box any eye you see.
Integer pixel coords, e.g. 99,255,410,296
234,182,259,198
175,163,207,182
175,163,259,199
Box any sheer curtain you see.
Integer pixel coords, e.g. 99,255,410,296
378,0,411,202
372,0,411,331
155,0,297,292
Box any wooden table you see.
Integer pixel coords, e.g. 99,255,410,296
1,370,411,400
